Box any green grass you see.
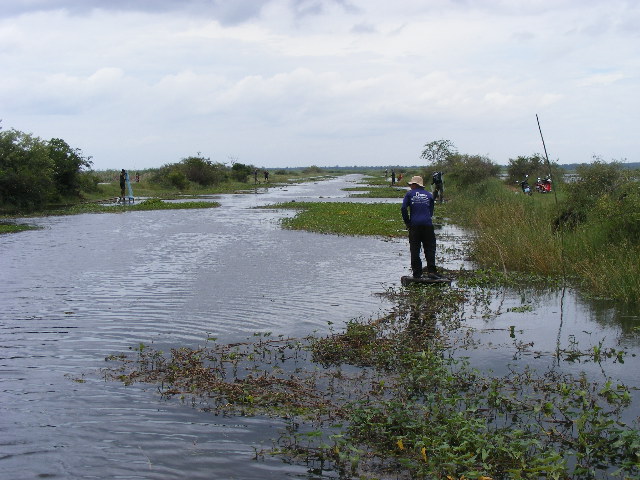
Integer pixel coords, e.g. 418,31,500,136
268,201,407,237
54,198,221,215
83,173,338,202
1,198,221,224
443,179,640,302
0,223,40,234
344,185,407,198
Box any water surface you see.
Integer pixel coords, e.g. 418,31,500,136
1,174,638,479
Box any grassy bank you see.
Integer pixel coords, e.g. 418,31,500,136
0,173,339,233
340,173,640,303
442,178,640,302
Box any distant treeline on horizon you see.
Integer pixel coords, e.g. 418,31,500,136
97,161,640,174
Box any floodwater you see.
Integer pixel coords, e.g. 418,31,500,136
1,174,638,479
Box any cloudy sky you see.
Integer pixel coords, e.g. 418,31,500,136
1,0,638,170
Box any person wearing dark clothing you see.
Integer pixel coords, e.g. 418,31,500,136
391,169,396,185
119,169,126,202
401,175,441,279
431,171,444,204
264,170,269,182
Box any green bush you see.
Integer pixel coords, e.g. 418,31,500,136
180,155,227,186
48,138,93,197
167,170,189,190
0,129,94,210
506,153,564,186
556,161,636,238
301,165,324,174
0,129,55,210
230,162,254,182
427,153,501,189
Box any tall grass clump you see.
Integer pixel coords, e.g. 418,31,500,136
440,158,640,301
446,178,563,275
558,165,640,301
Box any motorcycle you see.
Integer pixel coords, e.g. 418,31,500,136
519,175,532,196
535,175,552,193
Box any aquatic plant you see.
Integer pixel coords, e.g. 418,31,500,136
0,222,40,234
104,285,639,479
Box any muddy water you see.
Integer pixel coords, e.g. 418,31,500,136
1,174,638,479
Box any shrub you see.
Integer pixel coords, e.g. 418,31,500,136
440,153,501,188
167,170,189,190
0,129,55,210
506,153,564,185
47,138,93,197
555,161,633,235
180,155,227,186
302,165,324,174
230,162,253,182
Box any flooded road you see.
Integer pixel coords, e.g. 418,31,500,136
1,174,638,479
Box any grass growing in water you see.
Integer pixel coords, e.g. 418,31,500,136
0,222,40,234
270,202,410,237
104,284,639,479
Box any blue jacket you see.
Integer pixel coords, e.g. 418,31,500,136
401,187,434,226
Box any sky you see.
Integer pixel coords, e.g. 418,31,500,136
1,0,638,171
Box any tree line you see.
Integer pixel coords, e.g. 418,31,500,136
0,128,268,212
0,129,95,211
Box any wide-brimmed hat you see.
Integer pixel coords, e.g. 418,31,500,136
408,175,424,187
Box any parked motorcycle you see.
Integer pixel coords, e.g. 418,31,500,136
535,175,552,193
519,175,532,195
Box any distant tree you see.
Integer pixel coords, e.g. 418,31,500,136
507,153,564,187
47,138,93,197
420,139,457,164
302,165,324,174
230,162,254,182
0,129,55,210
167,170,189,190
180,155,226,186
445,153,501,187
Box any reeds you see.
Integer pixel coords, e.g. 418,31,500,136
447,178,639,302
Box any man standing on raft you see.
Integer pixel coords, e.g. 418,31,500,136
401,175,442,280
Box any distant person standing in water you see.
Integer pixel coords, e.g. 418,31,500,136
119,169,126,202
401,175,442,279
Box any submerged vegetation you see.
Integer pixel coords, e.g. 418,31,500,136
105,284,640,479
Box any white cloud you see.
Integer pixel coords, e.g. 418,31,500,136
1,0,639,169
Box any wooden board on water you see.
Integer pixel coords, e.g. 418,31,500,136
401,275,452,287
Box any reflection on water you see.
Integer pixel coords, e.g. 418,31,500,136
1,174,638,478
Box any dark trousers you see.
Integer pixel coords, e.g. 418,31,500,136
409,225,436,277
433,183,443,203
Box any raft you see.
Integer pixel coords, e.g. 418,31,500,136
401,275,452,287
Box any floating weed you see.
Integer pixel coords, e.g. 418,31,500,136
264,202,408,237
103,288,640,479
0,222,40,234
48,198,221,215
